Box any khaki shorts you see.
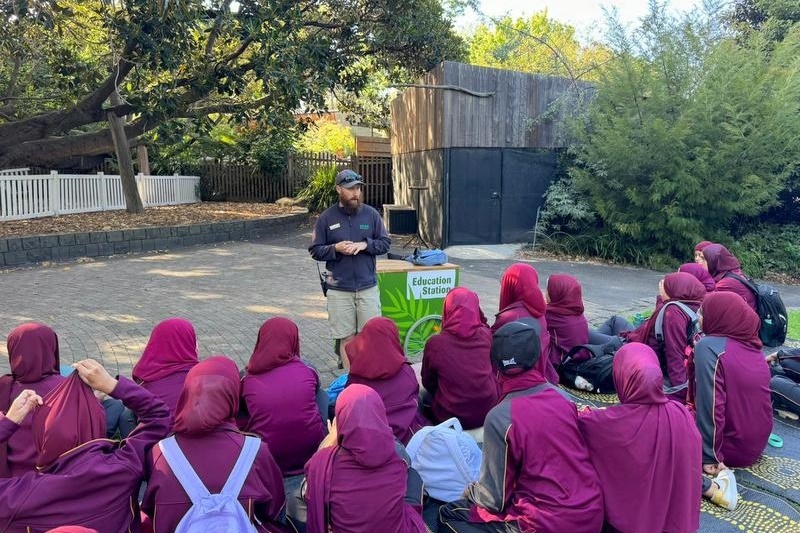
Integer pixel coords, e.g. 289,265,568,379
326,285,381,340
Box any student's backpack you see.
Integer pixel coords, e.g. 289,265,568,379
653,301,699,390
405,248,448,266
405,417,481,502
159,435,260,533
724,273,788,348
559,342,617,394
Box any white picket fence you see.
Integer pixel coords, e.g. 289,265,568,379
0,172,200,221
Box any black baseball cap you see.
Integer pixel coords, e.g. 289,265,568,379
335,169,363,188
491,318,542,374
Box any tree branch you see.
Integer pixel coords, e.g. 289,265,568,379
0,119,154,169
0,43,137,149
389,83,495,97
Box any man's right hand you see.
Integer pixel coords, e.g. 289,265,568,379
335,241,354,254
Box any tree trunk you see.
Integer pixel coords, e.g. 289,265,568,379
137,145,151,175
108,91,144,214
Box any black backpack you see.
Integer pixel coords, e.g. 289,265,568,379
559,340,619,394
725,273,788,348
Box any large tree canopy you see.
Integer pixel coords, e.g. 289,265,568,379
0,0,464,168
468,11,611,81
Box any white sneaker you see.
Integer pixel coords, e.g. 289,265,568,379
574,376,594,392
710,469,738,511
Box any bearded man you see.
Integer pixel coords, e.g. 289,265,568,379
309,169,391,369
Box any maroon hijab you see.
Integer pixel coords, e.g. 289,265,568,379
678,263,716,293
246,317,300,374
700,292,762,350
579,343,701,533
31,371,106,469
441,287,488,339
132,318,199,383
306,384,400,533
1,323,60,413
498,263,546,318
546,274,585,315
628,273,706,344
173,356,241,434
702,244,742,281
694,241,713,253
346,317,406,380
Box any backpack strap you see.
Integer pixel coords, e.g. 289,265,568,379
723,272,758,294
159,436,212,505
405,418,458,459
220,436,261,498
654,301,698,342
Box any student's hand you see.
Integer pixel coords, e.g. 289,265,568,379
319,418,338,449
73,359,118,395
5,389,43,424
766,353,778,364
703,463,724,476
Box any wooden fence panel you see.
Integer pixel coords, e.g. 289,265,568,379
195,152,394,209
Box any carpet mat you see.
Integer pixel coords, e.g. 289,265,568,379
700,485,800,533
736,417,800,507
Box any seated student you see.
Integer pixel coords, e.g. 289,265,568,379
241,317,327,477
690,292,772,470
694,241,713,263
624,272,706,400
0,323,65,476
769,349,800,417
493,263,559,384
679,263,716,293
304,384,426,533
579,342,702,533
96,391,137,439
545,274,589,362
699,244,757,310
142,356,287,533
0,359,170,532
439,318,603,533
132,318,199,423
345,317,424,444
421,287,497,429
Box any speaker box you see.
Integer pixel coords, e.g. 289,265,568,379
383,205,417,235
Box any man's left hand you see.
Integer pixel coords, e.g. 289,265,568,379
343,241,367,255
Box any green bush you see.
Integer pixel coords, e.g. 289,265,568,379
297,165,340,213
566,7,800,259
730,224,800,279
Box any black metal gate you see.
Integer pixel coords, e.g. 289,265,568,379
445,148,556,246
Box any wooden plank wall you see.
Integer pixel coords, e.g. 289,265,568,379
391,61,583,154
390,65,445,155
392,150,444,246
355,136,391,156
441,62,577,149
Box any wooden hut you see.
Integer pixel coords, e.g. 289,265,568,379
390,61,582,246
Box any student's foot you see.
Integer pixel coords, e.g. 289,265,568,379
709,469,738,511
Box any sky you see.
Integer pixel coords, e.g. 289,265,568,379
457,0,708,41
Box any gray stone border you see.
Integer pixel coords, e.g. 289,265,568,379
0,212,308,268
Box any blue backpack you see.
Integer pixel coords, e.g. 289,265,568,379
159,435,260,533
405,248,448,266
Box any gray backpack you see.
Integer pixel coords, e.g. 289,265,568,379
654,301,699,393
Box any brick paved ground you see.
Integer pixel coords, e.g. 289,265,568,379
2,223,799,385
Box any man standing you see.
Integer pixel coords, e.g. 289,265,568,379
309,169,391,369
